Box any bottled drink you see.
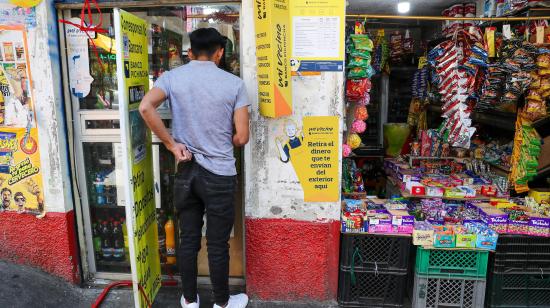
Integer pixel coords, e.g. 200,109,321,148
157,210,167,263
112,221,125,261
92,222,102,260
165,216,176,265
100,221,113,260
95,174,105,205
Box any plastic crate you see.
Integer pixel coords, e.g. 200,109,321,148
338,268,408,307
495,234,550,255
415,247,489,278
340,234,412,271
491,234,550,273
412,274,486,308
486,272,550,307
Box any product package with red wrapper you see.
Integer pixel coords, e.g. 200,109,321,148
428,28,487,149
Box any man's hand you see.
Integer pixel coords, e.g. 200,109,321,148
169,142,193,164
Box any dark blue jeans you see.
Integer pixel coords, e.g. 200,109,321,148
174,159,236,305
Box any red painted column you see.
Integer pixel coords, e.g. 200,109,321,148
0,211,80,283
245,218,340,301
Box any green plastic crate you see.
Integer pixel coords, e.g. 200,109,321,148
415,247,489,278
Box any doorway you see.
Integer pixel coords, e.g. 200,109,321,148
57,3,244,282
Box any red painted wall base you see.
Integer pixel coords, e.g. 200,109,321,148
245,218,340,301
0,211,80,283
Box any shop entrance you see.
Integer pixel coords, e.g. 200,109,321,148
57,3,244,282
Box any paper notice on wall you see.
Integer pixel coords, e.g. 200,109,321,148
290,0,345,72
0,3,37,28
113,142,126,207
65,18,94,98
292,16,340,58
0,26,35,129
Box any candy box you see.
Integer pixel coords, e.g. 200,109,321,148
388,210,414,226
426,185,445,197
456,234,477,248
406,181,425,195
457,186,477,198
434,234,456,248
529,188,550,204
476,234,498,250
398,169,421,183
479,206,508,233
367,212,393,234
413,229,434,246
445,187,466,198
507,218,530,235
528,214,550,237
341,214,367,233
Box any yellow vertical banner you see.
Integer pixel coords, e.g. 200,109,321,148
114,9,161,307
254,0,292,118
275,116,340,202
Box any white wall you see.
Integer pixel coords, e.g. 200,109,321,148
241,0,345,222
28,1,73,213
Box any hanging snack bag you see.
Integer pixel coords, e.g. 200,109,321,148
350,34,374,51
347,67,368,79
347,56,370,68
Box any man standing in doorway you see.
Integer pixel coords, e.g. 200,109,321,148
139,28,250,308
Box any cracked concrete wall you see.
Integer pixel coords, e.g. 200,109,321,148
241,0,345,222
26,1,73,213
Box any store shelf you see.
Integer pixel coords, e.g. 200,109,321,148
351,146,384,158
388,176,490,201
428,104,517,131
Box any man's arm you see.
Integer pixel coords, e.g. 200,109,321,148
233,106,249,147
139,88,192,163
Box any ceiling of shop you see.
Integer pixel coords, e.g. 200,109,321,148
347,0,474,16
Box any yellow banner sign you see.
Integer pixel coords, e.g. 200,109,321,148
254,0,292,118
115,9,161,307
276,116,340,202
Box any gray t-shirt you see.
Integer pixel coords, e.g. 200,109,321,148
154,60,249,176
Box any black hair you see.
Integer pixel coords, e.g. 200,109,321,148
1,188,11,194
189,28,226,58
14,192,24,200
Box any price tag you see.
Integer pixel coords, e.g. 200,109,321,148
503,24,512,40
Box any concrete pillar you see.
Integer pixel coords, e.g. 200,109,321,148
241,0,345,303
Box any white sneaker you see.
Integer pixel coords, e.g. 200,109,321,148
180,294,200,308
213,293,249,308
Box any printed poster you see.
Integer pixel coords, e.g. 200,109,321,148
0,128,43,216
290,0,345,72
275,116,340,202
65,17,94,98
0,26,44,217
0,3,37,29
114,9,161,308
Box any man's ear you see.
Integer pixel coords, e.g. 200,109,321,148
188,48,194,60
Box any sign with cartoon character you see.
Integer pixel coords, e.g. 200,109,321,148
0,25,44,217
275,116,339,202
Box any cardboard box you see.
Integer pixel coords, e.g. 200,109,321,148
434,234,456,248
479,206,508,233
413,229,434,246
426,186,445,197
529,214,550,237
406,181,425,195
456,234,477,248
529,188,550,204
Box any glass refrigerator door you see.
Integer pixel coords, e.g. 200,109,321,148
61,4,242,276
